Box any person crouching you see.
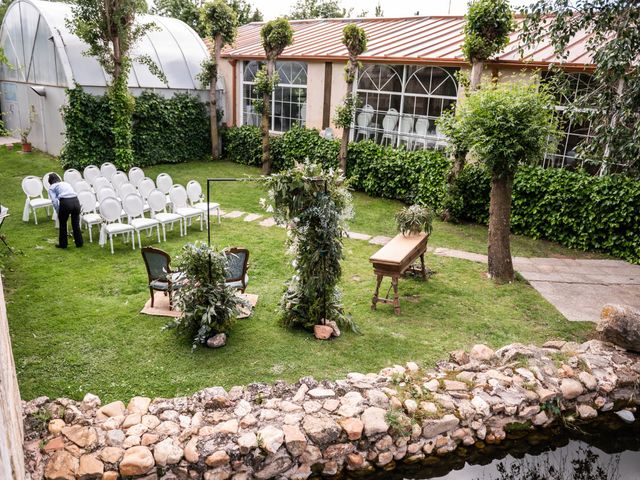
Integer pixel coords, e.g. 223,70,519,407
48,173,83,249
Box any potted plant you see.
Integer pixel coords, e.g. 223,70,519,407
395,204,434,236
14,105,37,153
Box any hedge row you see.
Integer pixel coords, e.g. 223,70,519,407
61,88,210,169
222,125,640,263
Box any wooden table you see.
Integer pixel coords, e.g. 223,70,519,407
369,232,429,314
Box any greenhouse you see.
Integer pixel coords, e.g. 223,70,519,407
0,0,216,156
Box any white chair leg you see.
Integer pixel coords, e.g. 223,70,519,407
162,224,167,242
217,208,221,224
156,226,161,243
33,207,38,225
88,225,93,243
109,235,114,254
137,230,141,249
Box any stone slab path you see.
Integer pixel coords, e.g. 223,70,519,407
0,136,19,146
433,248,640,323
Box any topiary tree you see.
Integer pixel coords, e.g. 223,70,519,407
334,24,367,174
262,162,358,333
67,0,165,170
200,0,238,160
462,0,513,91
439,82,558,283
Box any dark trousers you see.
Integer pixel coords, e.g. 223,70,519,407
58,197,83,248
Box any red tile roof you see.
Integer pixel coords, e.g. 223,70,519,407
222,16,593,69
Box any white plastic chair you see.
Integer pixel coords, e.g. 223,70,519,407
169,184,204,232
355,104,374,140
186,180,221,224
110,171,128,190
77,190,102,243
91,176,111,193
63,169,83,185
128,167,145,187
21,176,52,224
147,189,183,241
118,183,137,201
397,116,415,149
381,109,399,146
83,165,101,184
413,117,430,149
99,197,134,254
100,162,117,180
137,177,155,201
122,193,161,248
73,180,92,194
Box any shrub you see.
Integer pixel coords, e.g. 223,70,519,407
395,205,434,236
165,242,245,349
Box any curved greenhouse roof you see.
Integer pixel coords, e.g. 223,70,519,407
0,0,209,90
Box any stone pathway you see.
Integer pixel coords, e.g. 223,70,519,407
432,248,640,323
0,136,19,146
224,213,640,323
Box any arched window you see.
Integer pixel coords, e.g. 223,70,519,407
242,60,307,132
354,64,458,150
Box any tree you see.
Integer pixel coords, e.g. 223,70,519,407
227,0,263,25
462,0,513,91
374,3,383,17
288,0,348,19
200,0,238,159
257,18,294,174
333,24,367,174
521,0,640,176
152,0,205,35
67,0,163,170
439,82,558,282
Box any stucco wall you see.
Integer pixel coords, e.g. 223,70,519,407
305,62,325,130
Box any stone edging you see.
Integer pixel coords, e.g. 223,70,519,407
24,339,639,480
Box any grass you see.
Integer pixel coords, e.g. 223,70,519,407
0,149,594,402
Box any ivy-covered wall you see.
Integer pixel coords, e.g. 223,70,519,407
60,88,211,169
222,125,640,263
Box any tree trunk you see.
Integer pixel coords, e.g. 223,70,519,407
470,60,484,91
261,60,274,175
338,70,355,174
210,35,222,160
487,173,514,283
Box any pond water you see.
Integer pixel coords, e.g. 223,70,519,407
362,414,640,480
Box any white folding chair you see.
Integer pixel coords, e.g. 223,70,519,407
100,162,117,180
63,169,83,185
381,109,399,146
186,180,221,224
91,176,111,193
99,197,134,254
122,193,161,248
110,171,128,190
118,183,137,201
397,116,415,149
147,189,183,241
73,180,92,194
83,165,101,184
21,176,52,224
156,173,173,207
77,190,102,243
128,167,145,187
169,184,204,232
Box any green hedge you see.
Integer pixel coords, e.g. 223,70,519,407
61,87,210,169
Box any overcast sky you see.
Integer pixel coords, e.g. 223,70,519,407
252,0,533,19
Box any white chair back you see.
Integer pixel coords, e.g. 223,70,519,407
382,113,399,133
92,176,111,192
110,171,128,190
123,193,145,219
128,167,145,186
73,180,92,193
97,187,117,203
186,180,203,204
78,190,97,213
100,162,117,179
22,176,44,198
169,185,189,209
398,116,414,144
42,172,58,192
63,169,82,185
357,111,371,129
147,189,168,214
118,182,137,200
156,173,173,194
415,117,429,136
83,165,100,183
137,177,155,200
99,197,122,222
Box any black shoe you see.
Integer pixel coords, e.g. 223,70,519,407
55,244,67,249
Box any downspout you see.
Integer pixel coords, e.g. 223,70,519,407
231,60,237,127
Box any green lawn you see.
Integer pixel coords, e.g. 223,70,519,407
1,149,593,402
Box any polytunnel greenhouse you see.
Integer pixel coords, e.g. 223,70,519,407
0,0,220,155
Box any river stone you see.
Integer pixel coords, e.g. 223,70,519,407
598,305,640,352
560,379,584,400
302,416,341,445
470,344,495,362
258,425,285,454
48,419,66,435
153,438,183,466
105,429,125,447
206,333,227,348
578,372,597,391
99,446,124,463
361,407,389,437
205,451,230,468
184,437,199,463
471,396,490,417
62,425,97,448
314,325,333,340
366,390,389,408
45,450,78,480
119,446,155,477
283,425,307,457
577,405,597,419
127,397,151,415
422,414,459,439
238,432,258,454
82,393,101,410
234,399,252,417
339,417,364,440
99,401,126,418
615,409,635,423
308,388,335,399
77,454,103,479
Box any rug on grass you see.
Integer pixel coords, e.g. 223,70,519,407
141,291,258,319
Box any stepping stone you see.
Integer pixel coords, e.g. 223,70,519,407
433,247,487,264
346,231,371,241
259,217,277,227
244,213,262,222
223,211,244,219
369,236,391,246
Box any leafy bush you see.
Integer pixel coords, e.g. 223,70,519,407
61,87,210,169
395,205,434,236
165,242,245,349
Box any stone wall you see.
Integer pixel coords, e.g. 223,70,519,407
25,339,640,480
0,275,26,480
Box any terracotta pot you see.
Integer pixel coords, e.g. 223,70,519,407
21,142,32,153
